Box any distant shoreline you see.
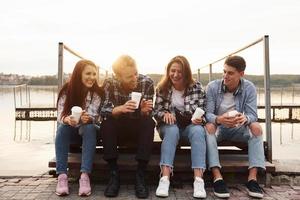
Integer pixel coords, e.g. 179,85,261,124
1,73,300,87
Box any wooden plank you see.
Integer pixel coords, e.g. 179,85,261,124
48,153,275,173
68,140,268,155
15,107,57,121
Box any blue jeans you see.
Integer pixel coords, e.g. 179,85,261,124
55,123,98,174
206,125,265,170
158,124,206,170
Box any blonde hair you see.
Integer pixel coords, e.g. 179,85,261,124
112,55,137,76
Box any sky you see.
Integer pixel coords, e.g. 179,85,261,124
0,0,300,76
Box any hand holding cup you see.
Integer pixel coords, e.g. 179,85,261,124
131,92,142,109
71,106,82,124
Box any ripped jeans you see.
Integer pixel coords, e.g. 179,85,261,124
158,124,206,171
206,125,265,170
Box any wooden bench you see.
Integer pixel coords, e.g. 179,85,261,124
48,135,275,185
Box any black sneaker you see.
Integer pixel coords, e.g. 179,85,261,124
246,180,263,198
213,179,230,198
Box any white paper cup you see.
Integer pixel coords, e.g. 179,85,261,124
131,92,142,109
228,110,242,127
227,110,239,117
71,106,82,123
192,107,205,120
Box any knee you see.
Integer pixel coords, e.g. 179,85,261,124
189,125,205,139
249,122,262,136
141,117,155,128
205,123,216,134
80,124,97,137
56,124,71,136
81,124,96,132
162,125,180,141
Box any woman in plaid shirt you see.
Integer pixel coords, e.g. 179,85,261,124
55,60,102,197
154,56,207,198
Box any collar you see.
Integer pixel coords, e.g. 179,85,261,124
221,79,242,96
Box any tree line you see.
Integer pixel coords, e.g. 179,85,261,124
1,73,300,87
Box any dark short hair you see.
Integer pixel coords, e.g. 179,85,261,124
224,55,246,72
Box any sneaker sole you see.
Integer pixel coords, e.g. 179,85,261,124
214,191,230,198
155,192,169,197
78,191,91,196
193,194,207,199
55,191,69,196
247,189,263,198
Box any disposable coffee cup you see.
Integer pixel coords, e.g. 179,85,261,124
131,92,142,109
227,110,239,117
192,107,205,121
71,106,82,123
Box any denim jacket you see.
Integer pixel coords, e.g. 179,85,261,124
205,78,257,125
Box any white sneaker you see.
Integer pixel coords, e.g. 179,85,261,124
155,176,170,197
193,177,206,198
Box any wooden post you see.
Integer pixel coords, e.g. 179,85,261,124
209,64,212,82
263,35,272,162
197,69,200,81
58,42,64,91
13,87,16,109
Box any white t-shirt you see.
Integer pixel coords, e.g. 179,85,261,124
171,87,185,112
217,92,235,115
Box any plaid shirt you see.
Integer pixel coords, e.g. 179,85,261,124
153,81,206,125
100,74,154,119
57,91,102,124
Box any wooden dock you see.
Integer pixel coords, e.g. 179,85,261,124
15,105,300,123
15,107,56,121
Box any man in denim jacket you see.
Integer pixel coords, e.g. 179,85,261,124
205,55,265,199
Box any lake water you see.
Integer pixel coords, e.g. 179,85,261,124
0,85,299,176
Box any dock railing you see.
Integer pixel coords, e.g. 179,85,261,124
58,42,110,90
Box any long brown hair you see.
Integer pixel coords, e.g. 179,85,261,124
157,55,195,96
57,60,103,119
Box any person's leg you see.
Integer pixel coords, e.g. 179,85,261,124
205,124,230,198
55,124,77,174
182,124,206,198
156,124,180,197
205,124,222,179
135,116,155,162
158,124,180,176
101,118,118,162
100,118,120,197
79,124,97,173
134,117,155,198
182,124,206,173
247,122,265,198
78,124,97,196
248,122,265,178
55,124,77,196
225,124,265,198
228,123,265,179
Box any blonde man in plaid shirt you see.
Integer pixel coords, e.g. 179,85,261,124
100,55,155,198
